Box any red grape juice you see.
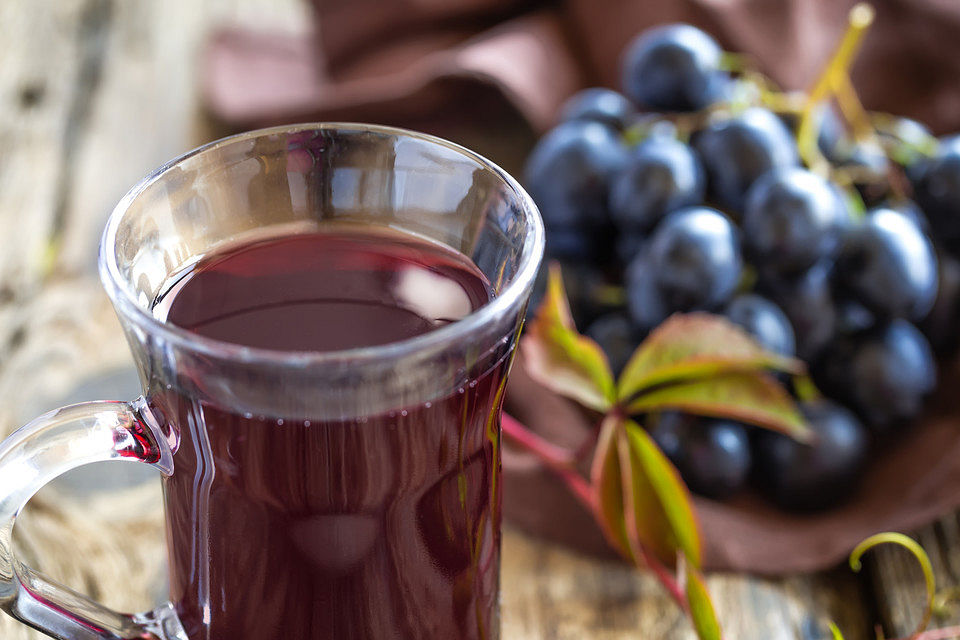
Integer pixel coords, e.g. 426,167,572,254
149,228,509,640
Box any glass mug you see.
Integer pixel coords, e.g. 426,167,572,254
0,124,543,640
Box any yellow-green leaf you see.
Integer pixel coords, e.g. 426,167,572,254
522,263,616,412
627,372,812,441
828,622,845,640
616,421,675,565
618,313,804,402
590,415,633,560
686,564,721,640
621,419,703,569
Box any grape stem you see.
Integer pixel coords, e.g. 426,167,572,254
638,544,689,611
797,2,875,174
833,72,874,143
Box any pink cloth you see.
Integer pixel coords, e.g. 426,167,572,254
204,0,960,135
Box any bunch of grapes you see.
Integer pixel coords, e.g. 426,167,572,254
523,17,960,511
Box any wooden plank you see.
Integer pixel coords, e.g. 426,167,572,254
868,515,960,638
57,0,310,274
501,528,872,639
0,0,92,294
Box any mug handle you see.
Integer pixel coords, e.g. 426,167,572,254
0,397,186,640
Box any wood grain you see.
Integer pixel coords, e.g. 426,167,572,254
57,0,311,274
866,513,960,638
501,528,871,639
0,0,91,295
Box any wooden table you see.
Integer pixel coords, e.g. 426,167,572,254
0,1,955,638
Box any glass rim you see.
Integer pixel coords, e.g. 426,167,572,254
98,122,544,367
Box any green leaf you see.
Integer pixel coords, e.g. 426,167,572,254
620,419,703,568
828,621,845,640
849,532,935,638
686,564,721,640
617,313,804,402
791,374,822,403
590,415,633,560
627,372,812,441
521,263,616,412
591,417,704,570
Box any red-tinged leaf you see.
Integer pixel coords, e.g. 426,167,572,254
616,422,675,566
627,372,812,441
620,419,703,569
686,564,721,640
522,263,616,412
590,415,633,560
617,313,804,402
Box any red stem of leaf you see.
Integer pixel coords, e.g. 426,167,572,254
572,420,603,462
502,413,691,615
637,545,688,613
502,413,594,508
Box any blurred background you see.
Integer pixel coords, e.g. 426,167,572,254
8,0,960,279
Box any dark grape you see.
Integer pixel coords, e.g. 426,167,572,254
520,20,953,517
525,263,548,324
609,137,705,235
544,225,614,263
564,262,613,328
524,120,627,259
586,313,638,376
833,208,937,321
886,199,931,236
649,412,752,500
742,167,847,275
642,206,742,311
692,107,800,212
760,260,837,362
616,232,646,266
724,293,796,357
625,255,670,334
620,24,729,112
560,88,636,131
814,319,936,433
921,250,960,353
912,135,960,247
834,298,876,335
753,400,868,511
